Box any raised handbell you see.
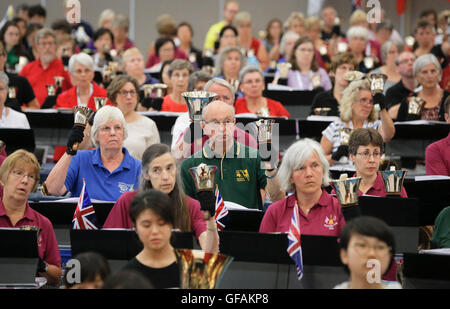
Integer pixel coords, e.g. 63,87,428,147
331,173,362,207
182,91,217,122
71,106,94,151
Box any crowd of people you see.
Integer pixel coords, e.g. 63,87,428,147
0,2,449,289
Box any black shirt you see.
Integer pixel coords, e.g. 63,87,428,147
310,89,340,117
123,257,180,289
5,73,36,112
385,80,414,110
396,90,449,122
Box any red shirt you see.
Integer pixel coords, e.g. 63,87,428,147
54,82,111,111
161,94,188,113
145,48,188,68
259,189,345,236
234,97,290,118
0,199,61,267
102,190,207,239
426,133,450,177
19,58,72,106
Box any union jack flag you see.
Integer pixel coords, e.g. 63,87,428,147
214,185,229,231
287,202,303,280
72,179,98,230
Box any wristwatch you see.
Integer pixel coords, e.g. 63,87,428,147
265,168,277,179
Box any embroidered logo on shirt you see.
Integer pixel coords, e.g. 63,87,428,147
118,182,134,194
236,169,250,182
324,214,338,230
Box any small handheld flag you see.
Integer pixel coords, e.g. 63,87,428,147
287,201,303,280
72,179,98,230
214,185,229,231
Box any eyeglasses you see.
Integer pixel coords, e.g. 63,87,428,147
10,169,36,182
99,124,123,134
356,98,373,106
118,90,137,97
398,58,415,65
356,151,381,160
242,78,263,85
352,241,391,257
204,119,235,128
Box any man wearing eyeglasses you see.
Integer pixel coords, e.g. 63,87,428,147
19,28,72,107
180,100,283,210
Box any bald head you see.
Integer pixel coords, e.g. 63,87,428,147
202,100,235,122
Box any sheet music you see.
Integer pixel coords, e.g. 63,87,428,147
415,175,450,181
224,201,261,212
23,109,58,114
138,111,184,117
42,197,114,203
267,84,293,91
419,248,450,256
394,120,445,125
306,115,340,122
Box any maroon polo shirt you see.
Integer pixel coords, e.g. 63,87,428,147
0,199,61,267
19,58,72,106
331,172,408,198
103,190,206,239
259,189,345,236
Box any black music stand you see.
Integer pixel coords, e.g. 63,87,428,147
0,128,35,154
0,229,39,287
403,252,450,288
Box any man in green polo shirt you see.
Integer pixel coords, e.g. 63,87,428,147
180,100,283,210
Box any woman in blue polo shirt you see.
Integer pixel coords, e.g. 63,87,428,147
44,105,141,201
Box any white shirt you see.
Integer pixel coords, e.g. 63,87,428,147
123,115,160,160
0,107,30,129
171,112,191,151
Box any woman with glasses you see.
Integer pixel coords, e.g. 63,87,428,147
104,143,219,254
259,138,345,235
160,59,194,112
335,216,401,289
273,36,332,91
0,150,62,286
320,78,395,165
107,75,160,160
0,71,30,128
235,65,290,117
44,105,141,201
55,53,110,110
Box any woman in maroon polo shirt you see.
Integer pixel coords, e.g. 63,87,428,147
259,138,345,236
348,128,407,197
103,143,219,253
0,150,61,286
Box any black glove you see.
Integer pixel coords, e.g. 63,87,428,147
41,95,57,109
373,93,386,110
62,56,70,67
150,97,163,111
88,111,96,126
141,97,153,109
278,78,288,86
259,142,272,162
332,145,349,162
37,257,47,273
184,122,203,144
196,190,216,217
66,125,85,155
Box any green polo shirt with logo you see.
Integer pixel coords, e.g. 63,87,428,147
180,141,267,210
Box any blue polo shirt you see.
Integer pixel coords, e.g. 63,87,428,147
65,148,141,201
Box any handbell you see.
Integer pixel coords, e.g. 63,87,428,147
175,249,234,289
405,36,415,48
71,106,94,151
313,107,331,116
343,71,365,82
142,85,153,98
255,119,274,144
54,76,65,88
277,62,291,79
407,96,424,115
189,163,217,192
338,127,352,146
311,74,322,89
46,84,56,96
229,79,240,94
256,106,270,117
367,73,387,94
331,174,362,207
337,42,348,53
93,97,107,110
151,83,168,98
363,56,375,70
182,91,217,122
381,166,407,196
8,87,16,99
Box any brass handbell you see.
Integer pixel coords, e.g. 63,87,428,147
255,119,274,144
256,106,270,117
189,163,217,192
311,74,322,89
46,84,56,96
367,73,387,94
182,91,217,122
343,71,365,82
93,97,107,110
8,87,16,99
381,166,407,195
229,79,240,94
54,76,65,88
363,56,375,70
151,83,168,99
337,42,348,53
142,85,153,98
407,96,424,115
338,127,352,146
176,249,234,289
331,174,362,207
277,62,291,79
71,106,94,151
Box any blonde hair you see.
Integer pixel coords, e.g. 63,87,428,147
284,12,305,31
349,9,368,27
234,11,252,27
0,149,40,192
98,9,115,29
122,47,143,65
339,79,378,122
305,16,321,31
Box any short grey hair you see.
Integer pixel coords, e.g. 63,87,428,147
279,31,300,56
0,71,9,88
35,28,56,45
204,77,235,99
277,138,331,192
413,53,442,81
233,11,252,27
381,39,404,63
91,105,128,147
112,14,129,31
68,53,94,74
238,65,264,84
347,26,369,41
214,46,247,77
168,59,194,77
98,9,115,28
187,70,212,91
